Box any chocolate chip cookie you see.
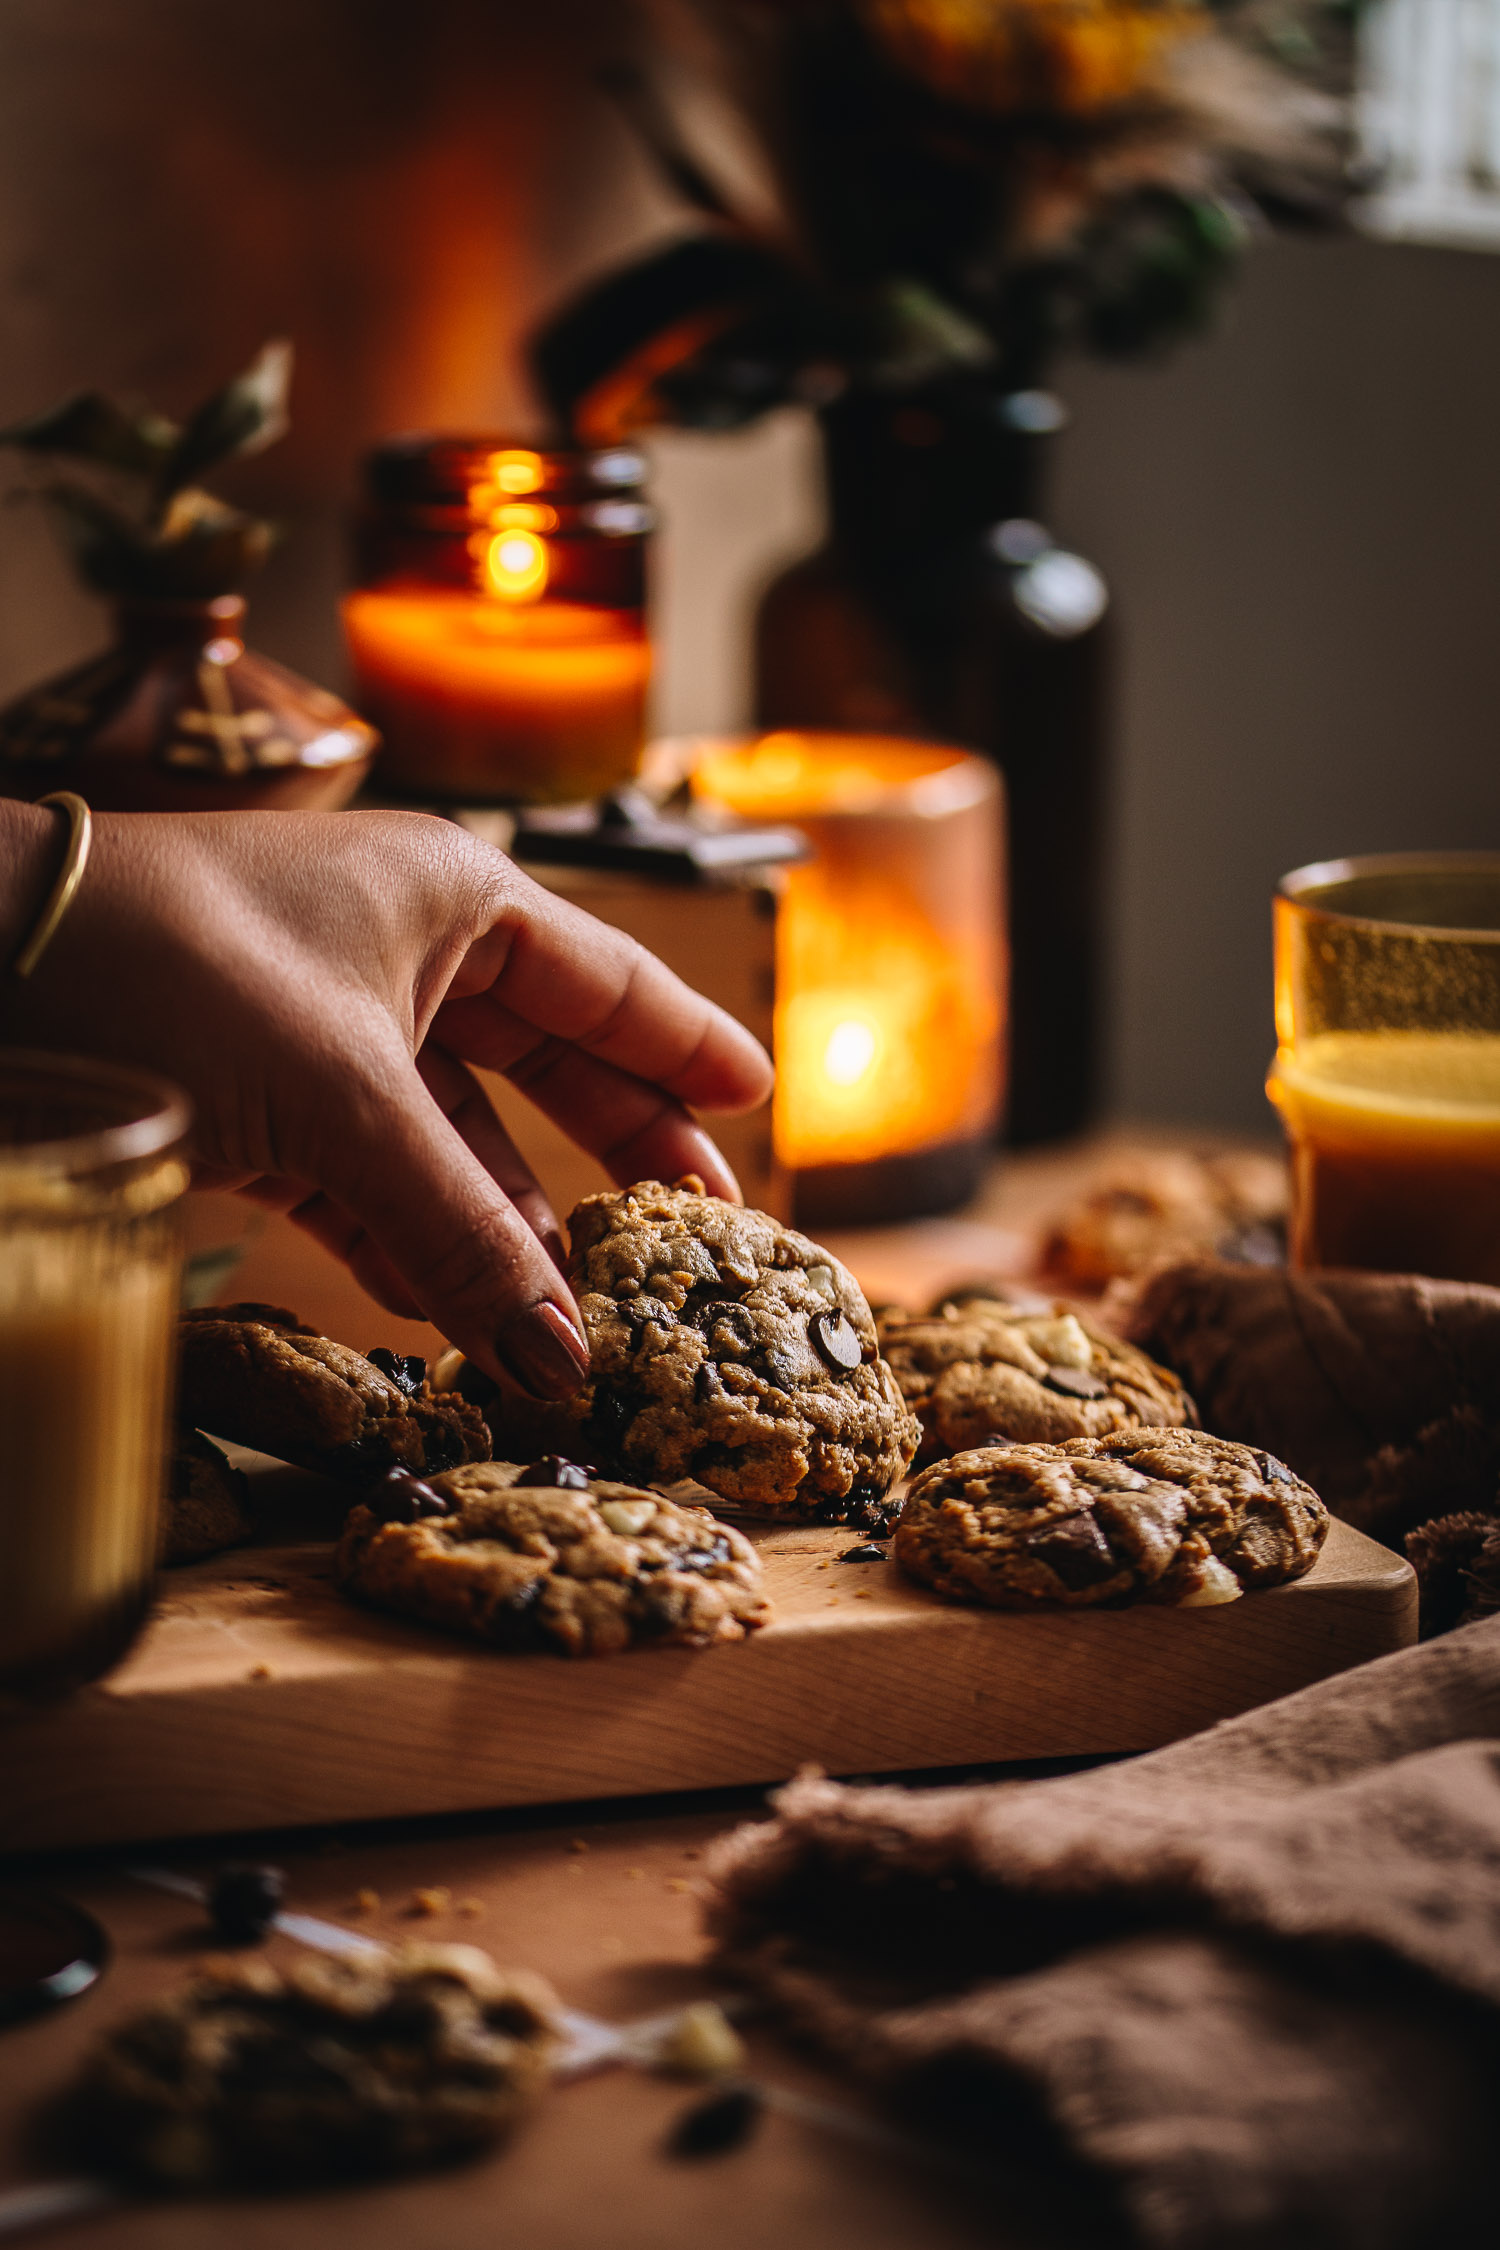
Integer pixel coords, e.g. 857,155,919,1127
1044,1149,1287,1288
495,1183,919,1529
877,1296,1196,1462
179,1305,490,1483
894,1428,1327,1609
161,1429,252,1564
68,1944,557,2190
336,1457,773,1656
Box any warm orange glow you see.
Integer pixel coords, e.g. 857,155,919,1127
484,528,549,602
488,448,543,494
342,587,648,802
692,732,1003,1170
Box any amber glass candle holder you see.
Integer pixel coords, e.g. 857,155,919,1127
1268,854,1500,1283
688,731,1005,1224
0,1052,189,1703
343,437,652,805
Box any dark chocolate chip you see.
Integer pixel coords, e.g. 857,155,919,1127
687,1296,756,1353
366,1346,425,1399
1256,1451,1294,1485
693,1361,722,1404
515,1455,595,1489
838,1542,888,1563
455,1359,500,1412
365,1467,451,1524
1042,1364,1110,1401
667,2082,764,2160
588,1384,635,1453
676,1535,735,1574
1025,1510,1118,1590
811,1307,862,1372
208,1863,284,1944
490,1573,548,1651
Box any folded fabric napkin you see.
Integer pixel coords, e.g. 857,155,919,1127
705,1621,1500,2250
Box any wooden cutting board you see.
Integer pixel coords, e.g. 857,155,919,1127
2,1467,1415,1852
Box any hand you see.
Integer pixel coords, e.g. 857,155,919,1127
0,805,773,1398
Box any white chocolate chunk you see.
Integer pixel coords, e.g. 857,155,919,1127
598,1499,657,1537
1016,1313,1094,1371
1176,1556,1243,1607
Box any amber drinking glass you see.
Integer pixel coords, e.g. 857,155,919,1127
1267,855,1500,1283
0,1052,189,1703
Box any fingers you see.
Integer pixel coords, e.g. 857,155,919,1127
454,883,773,1114
432,997,747,1199
305,1047,590,1398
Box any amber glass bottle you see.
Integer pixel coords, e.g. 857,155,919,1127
756,377,1109,1146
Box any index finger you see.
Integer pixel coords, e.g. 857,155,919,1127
452,877,774,1114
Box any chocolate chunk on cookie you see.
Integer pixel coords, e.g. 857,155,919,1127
160,1429,253,1565
877,1296,1195,1463
494,1183,918,1525
179,1305,490,1483
336,1459,773,1656
68,1945,557,2189
893,1427,1327,1610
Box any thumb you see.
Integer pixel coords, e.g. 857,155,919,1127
324,1058,590,1401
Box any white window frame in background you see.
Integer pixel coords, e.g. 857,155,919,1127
1358,0,1500,247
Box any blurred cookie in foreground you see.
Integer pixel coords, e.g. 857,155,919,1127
160,1430,253,1564
1406,1513,1500,1638
178,1305,490,1484
336,1459,772,1657
877,1297,1195,1463
494,1181,919,1531
894,1428,1327,1611
67,1945,557,2190
1044,1149,1287,1288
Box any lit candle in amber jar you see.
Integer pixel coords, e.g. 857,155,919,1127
687,732,1005,1223
343,439,651,804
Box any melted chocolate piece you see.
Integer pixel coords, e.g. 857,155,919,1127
515,1455,595,1489
1042,1364,1110,1401
1025,1510,1117,1590
365,1468,451,1524
366,1347,426,1398
208,1863,284,1945
686,1295,757,1353
811,1307,862,1372
668,2083,764,2160
837,1542,887,1563
1256,1450,1294,1485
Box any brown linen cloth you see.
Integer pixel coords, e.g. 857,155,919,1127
705,1621,1500,2250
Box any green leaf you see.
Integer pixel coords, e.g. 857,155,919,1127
154,338,293,500
851,277,997,389
0,392,179,475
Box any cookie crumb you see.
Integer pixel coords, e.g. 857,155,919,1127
407,1886,451,1917
656,2000,745,2078
666,1877,693,1894
350,1888,381,1916
458,1897,485,1919
247,1664,272,1681
626,1866,646,1881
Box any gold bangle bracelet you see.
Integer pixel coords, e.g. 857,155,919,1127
13,791,94,980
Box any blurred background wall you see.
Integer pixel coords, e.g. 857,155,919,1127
0,2,1497,1136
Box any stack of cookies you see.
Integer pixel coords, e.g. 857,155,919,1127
176,1180,1328,1648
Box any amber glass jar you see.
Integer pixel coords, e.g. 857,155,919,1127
344,437,653,804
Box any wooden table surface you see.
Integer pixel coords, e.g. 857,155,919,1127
0,1132,1283,2248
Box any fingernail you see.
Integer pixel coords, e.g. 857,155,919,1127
494,1300,591,1402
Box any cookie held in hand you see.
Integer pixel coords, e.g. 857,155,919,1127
493,1183,919,1530
178,1305,490,1484
878,1296,1196,1464
68,1945,557,2190
336,1459,773,1657
894,1428,1328,1610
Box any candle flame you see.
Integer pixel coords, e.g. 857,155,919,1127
488,448,543,495
485,528,549,603
823,1017,880,1087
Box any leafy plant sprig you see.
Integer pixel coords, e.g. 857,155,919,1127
0,341,293,599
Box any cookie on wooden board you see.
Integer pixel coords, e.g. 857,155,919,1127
68,1944,557,2190
490,1183,920,1531
894,1428,1327,1610
178,1304,489,1483
878,1295,1196,1463
160,1429,252,1564
336,1457,772,1657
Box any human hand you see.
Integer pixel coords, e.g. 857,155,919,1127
0,805,773,1398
